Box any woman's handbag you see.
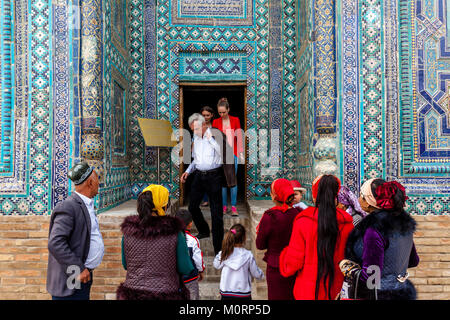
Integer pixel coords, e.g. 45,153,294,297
338,259,378,300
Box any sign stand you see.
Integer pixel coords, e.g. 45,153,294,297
137,118,177,187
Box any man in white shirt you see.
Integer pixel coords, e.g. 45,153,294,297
181,113,224,254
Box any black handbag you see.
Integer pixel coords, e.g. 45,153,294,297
338,260,378,300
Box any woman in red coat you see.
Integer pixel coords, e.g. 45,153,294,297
255,178,302,300
279,175,354,300
212,97,244,216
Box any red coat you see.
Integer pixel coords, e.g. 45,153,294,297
212,116,243,157
279,206,354,300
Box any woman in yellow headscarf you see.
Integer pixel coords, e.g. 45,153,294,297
141,184,170,216
117,184,195,300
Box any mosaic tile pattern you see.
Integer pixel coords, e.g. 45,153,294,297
0,0,52,215
98,0,133,211
0,0,14,173
167,41,258,199
296,0,315,202
282,0,297,179
170,0,254,26
314,0,336,133
133,0,300,200
339,0,361,193
179,54,247,81
387,0,450,214
2,0,449,216
412,0,450,161
129,0,148,180
0,0,29,197
360,0,384,181
336,0,450,214
52,0,72,207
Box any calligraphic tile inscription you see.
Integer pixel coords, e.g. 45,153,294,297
171,0,254,26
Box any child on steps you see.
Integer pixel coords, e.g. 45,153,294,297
175,209,205,300
213,223,264,300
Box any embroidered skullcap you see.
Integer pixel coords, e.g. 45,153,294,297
67,162,94,185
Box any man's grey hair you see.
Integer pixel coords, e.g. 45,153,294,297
188,113,205,127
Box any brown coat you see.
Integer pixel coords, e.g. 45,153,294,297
210,128,237,188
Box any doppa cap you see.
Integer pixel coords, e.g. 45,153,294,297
68,162,93,185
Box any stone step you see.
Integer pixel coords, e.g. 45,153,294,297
198,278,266,300
199,281,221,300
184,208,251,231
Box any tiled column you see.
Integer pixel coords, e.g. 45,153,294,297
80,0,104,181
313,0,338,176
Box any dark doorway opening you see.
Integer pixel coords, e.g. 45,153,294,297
180,84,246,206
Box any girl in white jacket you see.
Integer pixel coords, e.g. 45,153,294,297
213,223,264,300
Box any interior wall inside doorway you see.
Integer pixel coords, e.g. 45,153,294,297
181,85,246,206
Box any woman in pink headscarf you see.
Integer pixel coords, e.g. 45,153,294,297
255,178,302,300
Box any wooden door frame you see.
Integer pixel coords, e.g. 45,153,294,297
178,82,248,206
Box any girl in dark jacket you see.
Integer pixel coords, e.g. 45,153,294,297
342,179,420,300
255,178,301,300
117,184,194,300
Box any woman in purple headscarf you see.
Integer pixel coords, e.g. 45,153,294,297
337,186,366,226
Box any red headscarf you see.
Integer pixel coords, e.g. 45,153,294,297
290,180,307,193
271,178,295,213
375,181,408,210
256,178,295,234
311,175,341,200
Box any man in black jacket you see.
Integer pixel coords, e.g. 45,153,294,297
46,162,104,300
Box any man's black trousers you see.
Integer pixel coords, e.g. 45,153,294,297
188,168,224,254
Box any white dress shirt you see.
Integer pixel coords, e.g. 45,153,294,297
75,192,105,270
186,128,222,174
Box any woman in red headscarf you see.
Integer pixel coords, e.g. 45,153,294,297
255,178,302,300
279,175,354,300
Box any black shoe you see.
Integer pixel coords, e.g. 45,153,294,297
195,233,210,239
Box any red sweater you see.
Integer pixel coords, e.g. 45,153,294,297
212,116,243,157
255,207,302,268
279,206,354,300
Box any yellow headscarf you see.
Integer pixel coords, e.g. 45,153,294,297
142,184,169,216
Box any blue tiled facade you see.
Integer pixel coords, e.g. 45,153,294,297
0,0,449,215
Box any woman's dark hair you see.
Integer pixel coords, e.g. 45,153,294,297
220,223,246,262
217,97,230,109
200,105,215,115
314,175,340,300
389,187,407,214
137,191,158,226
370,178,386,199
285,194,295,207
175,209,192,229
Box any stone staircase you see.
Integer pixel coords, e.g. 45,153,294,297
182,202,258,300
98,199,273,300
